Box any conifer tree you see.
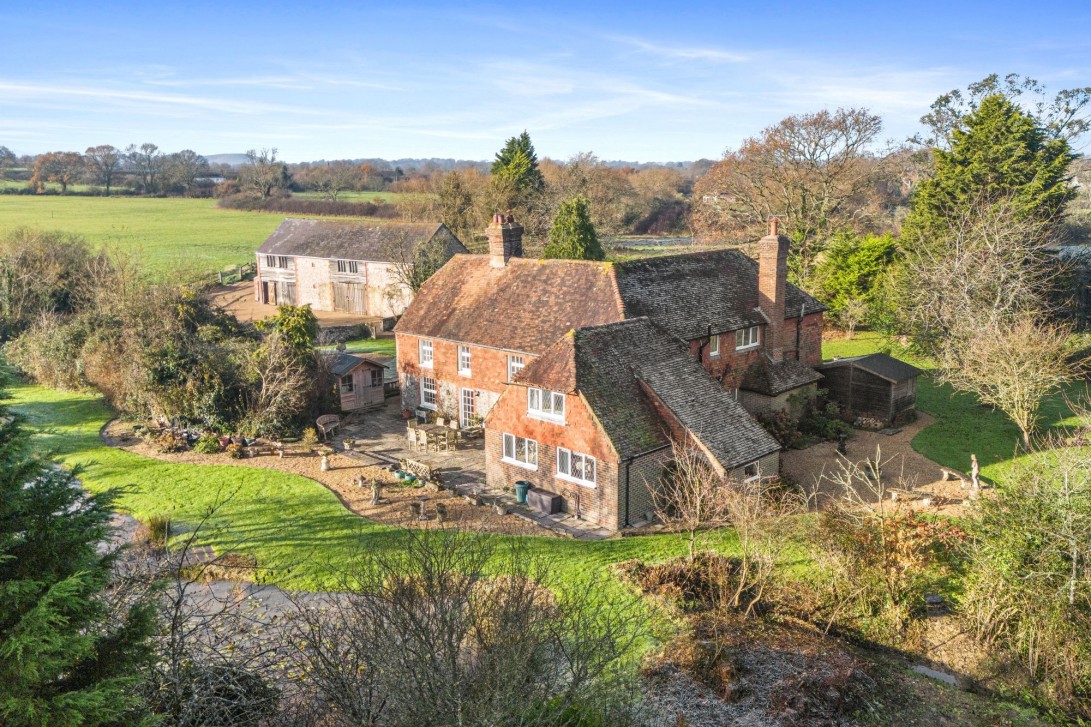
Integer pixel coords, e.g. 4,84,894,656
0,388,154,725
903,93,1076,247
543,195,605,261
490,131,544,194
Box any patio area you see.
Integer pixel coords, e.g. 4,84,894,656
334,399,613,539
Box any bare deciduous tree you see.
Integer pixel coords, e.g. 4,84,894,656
939,316,1079,448
240,148,289,199
290,528,648,727
381,229,457,294
84,144,122,195
692,108,883,285
651,444,735,560
125,142,164,194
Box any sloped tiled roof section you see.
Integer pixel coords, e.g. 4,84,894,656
741,356,824,396
325,352,383,377
816,352,923,383
513,332,578,392
395,256,626,354
571,318,781,468
257,218,467,262
614,249,826,341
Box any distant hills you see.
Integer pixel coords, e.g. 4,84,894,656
205,153,699,171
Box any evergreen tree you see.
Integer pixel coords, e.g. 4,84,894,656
0,389,154,724
903,93,1076,246
812,232,899,316
490,131,544,194
543,196,605,261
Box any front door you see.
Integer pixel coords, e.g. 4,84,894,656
460,388,477,428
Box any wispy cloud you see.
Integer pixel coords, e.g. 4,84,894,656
0,81,320,116
608,35,750,63
145,74,398,91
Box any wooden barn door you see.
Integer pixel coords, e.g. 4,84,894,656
334,283,368,314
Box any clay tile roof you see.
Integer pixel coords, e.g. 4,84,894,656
257,218,467,261
394,256,626,354
816,353,923,383
566,318,780,467
513,332,577,392
614,249,826,341
741,356,824,396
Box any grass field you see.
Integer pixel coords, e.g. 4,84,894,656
824,332,1086,482
0,196,286,280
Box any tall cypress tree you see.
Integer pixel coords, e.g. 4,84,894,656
490,131,544,194
543,195,605,261
903,93,1076,246
0,389,154,725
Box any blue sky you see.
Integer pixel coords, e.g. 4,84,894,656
3,1,1089,162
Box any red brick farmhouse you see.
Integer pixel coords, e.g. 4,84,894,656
395,215,828,531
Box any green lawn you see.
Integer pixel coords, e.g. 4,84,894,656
8,382,738,595
824,332,1086,482
0,196,286,280
320,337,397,357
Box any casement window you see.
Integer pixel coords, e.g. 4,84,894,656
735,326,760,350
370,369,382,387
335,259,359,274
339,374,354,393
743,461,760,482
420,376,437,409
265,255,290,269
557,447,596,487
709,334,721,359
502,433,538,469
507,355,525,382
419,339,433,368
527,387,565,423
458,345,472,376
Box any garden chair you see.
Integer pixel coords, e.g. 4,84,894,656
406,427,419,450
435,416,446,427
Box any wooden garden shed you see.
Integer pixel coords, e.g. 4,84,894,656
328,352,386,412
816,353,923,426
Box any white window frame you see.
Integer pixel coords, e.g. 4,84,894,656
336,259,359,274
502,433,538,470
735,326,760,351
709,334,721,359
418,339,433,368
743,461,760,482
457,345,472,377
419,376,437,410
527,387,565,424
556,447,596,487
507,354,525,382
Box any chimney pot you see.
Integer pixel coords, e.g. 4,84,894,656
769,216,779,237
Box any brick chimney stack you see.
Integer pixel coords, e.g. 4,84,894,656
487,212,524,268
757,217,790,361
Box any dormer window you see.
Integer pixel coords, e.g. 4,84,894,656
527,387,565,424
735,326,760,350
419,339,433,368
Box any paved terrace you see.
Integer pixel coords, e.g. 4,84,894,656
335,399,613,540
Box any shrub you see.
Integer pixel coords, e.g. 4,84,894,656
154,429,188,453
224,442,245,459
192,433,221,454
300,427,319,446
756,409,802,448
